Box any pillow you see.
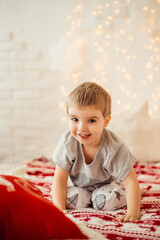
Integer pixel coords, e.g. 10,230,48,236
0,175,88,240
109,102,160,162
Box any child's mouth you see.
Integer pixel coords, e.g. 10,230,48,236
79,134,91,139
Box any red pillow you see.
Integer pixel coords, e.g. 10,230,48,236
0,175,88,240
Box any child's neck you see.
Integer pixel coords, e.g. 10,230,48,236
82,144,99,165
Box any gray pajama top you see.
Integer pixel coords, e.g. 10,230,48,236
52,128,135,189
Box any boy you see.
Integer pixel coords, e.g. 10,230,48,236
52,82,142,222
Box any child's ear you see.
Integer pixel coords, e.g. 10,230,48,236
104,115,111,128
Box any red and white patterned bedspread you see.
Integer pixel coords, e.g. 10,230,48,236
19,158,160,239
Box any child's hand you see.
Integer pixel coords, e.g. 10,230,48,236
63,210,71,215
117,215,139,222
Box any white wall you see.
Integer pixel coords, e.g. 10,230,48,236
0,0,160,163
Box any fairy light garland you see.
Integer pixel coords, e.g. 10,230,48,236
58,0,160,121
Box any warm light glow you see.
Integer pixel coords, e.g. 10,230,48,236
59,1,160,118
105,3,110,7
128,36,135,42
108,16,114,21
116,100,121,104
143,6,148,11
59,102,65,108
115,9,119,14
66,15,72,20
61,117,66,122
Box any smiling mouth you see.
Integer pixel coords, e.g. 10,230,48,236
79,134,91,138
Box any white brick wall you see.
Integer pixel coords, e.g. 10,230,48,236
0,31,67,163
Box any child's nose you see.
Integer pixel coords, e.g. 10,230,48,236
78,122,87,131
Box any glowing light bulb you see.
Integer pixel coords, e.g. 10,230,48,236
77,19,82,26
146,62,151,69
142,81,147,85
71,20,75,25
66,15,72,20
132,55,137,59
98,24,103,29
115,9,119,14
60,85,65,90
121,48,126,53
126,90,131,95
121,67,126,73
148,74,153,79
98,47,104,52
119,84,125,91
74,5,83,12
143,6,148,11
94,42,99,46
105,42,110,46
154,105,158,110
105,34,110,39
125,74,132,80
105,21,110,25
59,102,65,108
96,6,102,15
128,36,135,42
120,29,125,34
116,100,121,105
63,54,68,59
62,91,68,97
126,104,130,109
108,16,114,21
116,65,121,70
132,93,138,99
67,32,71,36
115,47,119,51
76,5,82,11
61,117,66,122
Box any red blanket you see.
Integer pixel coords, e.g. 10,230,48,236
26,158,160,240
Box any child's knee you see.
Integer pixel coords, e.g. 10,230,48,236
66,185,91,209
92,184,126,211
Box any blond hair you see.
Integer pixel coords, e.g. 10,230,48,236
66,82,111,117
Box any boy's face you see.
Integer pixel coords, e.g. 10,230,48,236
68,105,110,148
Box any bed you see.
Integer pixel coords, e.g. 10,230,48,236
1,156,160,240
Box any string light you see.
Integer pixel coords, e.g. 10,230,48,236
59,1,160,117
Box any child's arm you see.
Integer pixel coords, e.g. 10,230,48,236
118,168,141,222
52,165,69,212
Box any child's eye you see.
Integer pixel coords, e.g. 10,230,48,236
71,118,78,122
89,119,96,123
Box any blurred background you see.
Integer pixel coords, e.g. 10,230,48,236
0,0,160,163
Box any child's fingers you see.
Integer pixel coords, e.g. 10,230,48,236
63,210,71,215
117,215,126,222
141,189,147,196
117,215,139,222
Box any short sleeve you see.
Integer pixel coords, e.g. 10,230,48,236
106,144,136,181
52,134,73,172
